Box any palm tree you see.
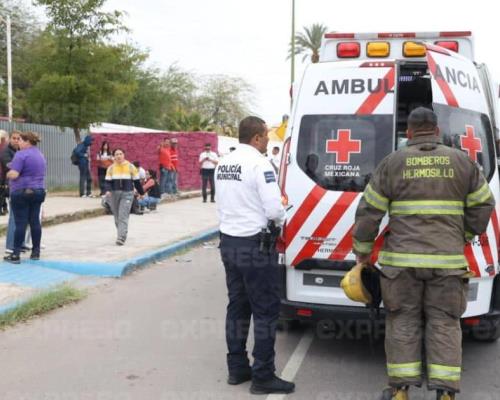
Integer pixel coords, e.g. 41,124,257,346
289,23,329,63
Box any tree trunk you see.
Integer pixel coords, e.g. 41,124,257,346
73,126,82,143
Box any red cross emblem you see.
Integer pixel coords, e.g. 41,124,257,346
460,125,482,162
326,129,361,164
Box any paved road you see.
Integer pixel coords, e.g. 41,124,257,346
0,245,499,400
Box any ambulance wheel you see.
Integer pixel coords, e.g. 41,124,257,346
470,316,500,342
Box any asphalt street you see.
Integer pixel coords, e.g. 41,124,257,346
0,244,499,400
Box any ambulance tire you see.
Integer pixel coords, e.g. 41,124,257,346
470,316,500,342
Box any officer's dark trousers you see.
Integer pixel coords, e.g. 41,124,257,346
219,233,280,381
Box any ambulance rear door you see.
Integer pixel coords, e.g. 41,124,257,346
426,44,500,317
284,61,395,306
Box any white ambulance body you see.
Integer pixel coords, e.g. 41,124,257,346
278,31,500,339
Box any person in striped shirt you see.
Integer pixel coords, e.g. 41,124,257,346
104,148,144,245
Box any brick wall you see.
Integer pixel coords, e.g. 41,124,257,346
90,132,218,191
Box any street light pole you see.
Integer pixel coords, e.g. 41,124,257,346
6,16,12,122
0,15,13,122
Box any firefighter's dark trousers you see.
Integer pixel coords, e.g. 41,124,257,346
380,267,468,393
219,233,280,381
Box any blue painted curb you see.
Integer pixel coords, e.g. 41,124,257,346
21,227,219,278
24,259,126,277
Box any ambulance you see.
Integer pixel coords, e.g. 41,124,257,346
277,31,500,340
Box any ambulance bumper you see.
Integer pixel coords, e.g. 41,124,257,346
279,299,379,322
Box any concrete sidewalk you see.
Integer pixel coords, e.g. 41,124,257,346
0,195,219,309
0,191,202,234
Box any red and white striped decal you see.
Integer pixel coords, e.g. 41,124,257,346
285,185,327,248
328,225,354,261
426,50,459,108
464,213,500,277
479,233,495,276
291,192,358,266
464,244,481,277
356,67,395,115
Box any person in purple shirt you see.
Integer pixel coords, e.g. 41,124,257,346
4,131,47,264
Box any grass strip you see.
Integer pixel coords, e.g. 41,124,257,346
0,285,87,329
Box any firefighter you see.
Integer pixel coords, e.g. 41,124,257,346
352,107,495,400
215,116,295,395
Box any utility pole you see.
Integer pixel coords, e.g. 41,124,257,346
0,15,13,122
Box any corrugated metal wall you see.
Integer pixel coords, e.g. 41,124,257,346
0,121,88,189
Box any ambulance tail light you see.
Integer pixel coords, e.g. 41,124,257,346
435,40,459,52
337,42,360,58
367,41,390,57
403,41,426,57
297,308,313,317
463,317,481,326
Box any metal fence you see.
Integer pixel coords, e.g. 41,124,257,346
0,121,88,189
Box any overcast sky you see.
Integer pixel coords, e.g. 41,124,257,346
35,0,500,126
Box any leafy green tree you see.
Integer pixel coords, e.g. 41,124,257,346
110,63,197,130
109,67,165,129
289,23,328,63
196,74,254,136
27,0,142,141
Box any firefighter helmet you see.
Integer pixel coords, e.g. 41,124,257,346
340,262,381,306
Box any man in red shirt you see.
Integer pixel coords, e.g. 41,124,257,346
158,138,173,196
169,137,179,195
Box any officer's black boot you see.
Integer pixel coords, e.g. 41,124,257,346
249,375,295,395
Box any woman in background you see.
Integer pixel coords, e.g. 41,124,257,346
105,148,144,245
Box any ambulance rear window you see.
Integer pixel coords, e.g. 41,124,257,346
296,114,393,192
434,104,495,181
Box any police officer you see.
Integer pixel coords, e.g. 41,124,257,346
353,107,495,400
215,116,295,395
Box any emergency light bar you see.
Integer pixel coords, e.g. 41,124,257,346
325,31,470,60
